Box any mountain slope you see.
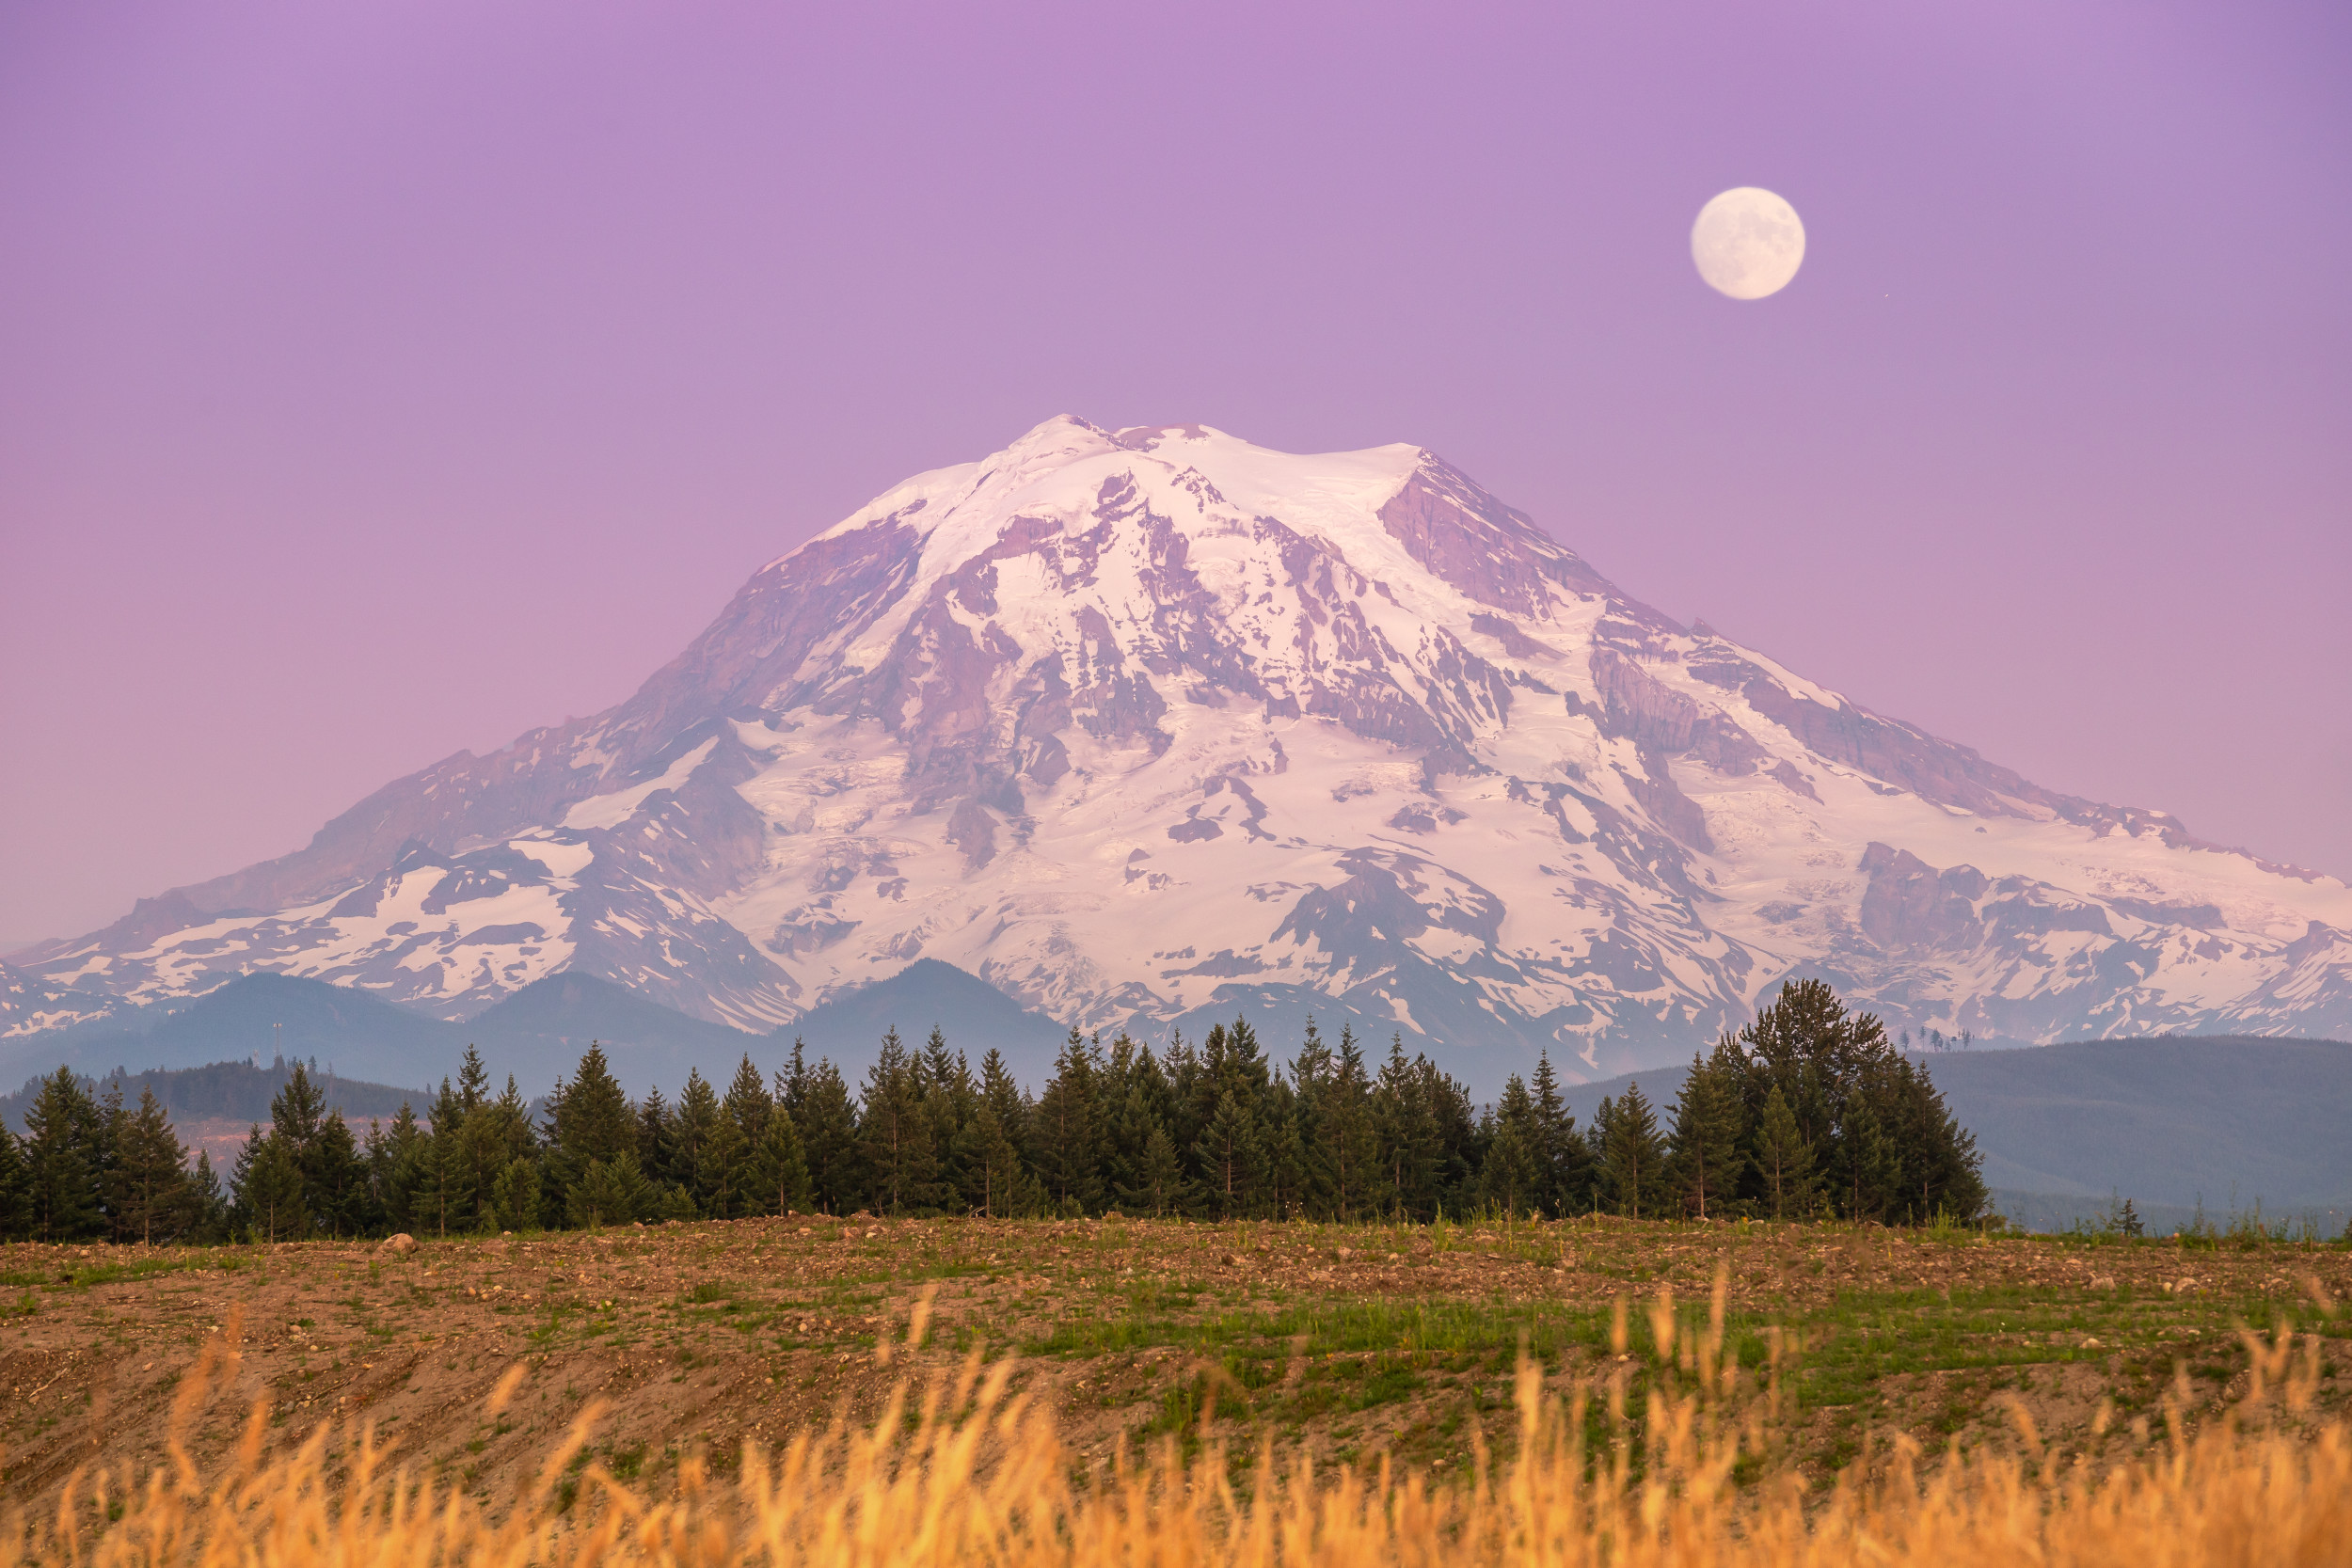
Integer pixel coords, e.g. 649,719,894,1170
787,958,1071,1087
0,971,454,1087
12,418,2349,1078
0,971,774,1097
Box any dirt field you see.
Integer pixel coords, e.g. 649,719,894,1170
6,1214,2348,1515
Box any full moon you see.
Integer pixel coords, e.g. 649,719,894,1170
1691,187,1804,299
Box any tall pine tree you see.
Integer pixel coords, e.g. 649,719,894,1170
1032,1028,1105,1214
23,1069,104,1241
794,1056,863,1214
106,1086,192,1245
859,1028,942,1214
1753,1084,1817,1219
1668,1051,1747,1219
1595,1081,1669,1220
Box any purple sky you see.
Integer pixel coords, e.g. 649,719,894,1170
3,1,2347,948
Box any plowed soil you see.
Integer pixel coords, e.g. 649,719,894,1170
6,1214,2347,1516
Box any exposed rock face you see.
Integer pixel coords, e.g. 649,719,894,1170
9,418,2349,1075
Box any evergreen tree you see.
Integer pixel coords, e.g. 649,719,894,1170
566,1151,655,1227
455,1044,490,1114
723,1054,775,1144
548,1044,636,1164
674,1069,725,1214
779,1037,813,1123
0,1124,32,1241
187,1148,229,1241
271,1061,326,1153
233,1128,308,1242
1878,1056,1988,1222
1159,1031,1207,1165
490,1156,542,1232
1720,980,1987,1226
1191,1089,1262,1218
859,1027,942,1213
1838,1089,1899,1222
636,1087,681,1189
1098,1037,1168,1212
411,1078,477,1238
1529,1052,1596,1217
1315,1024,1379,1222
372,1102,430,1231
918,1029,977,1204
1668,1051,1747,1219
742,1101,814,1215
700,1114,751,1218
1753,1084,1817,1219
1032,1028,1106,1214
1422,1058,1485,1213
1260,1076,1310,1219
546,1042,635,1225
1285,1019,1336,1217
310,1111,373,1237
794,1056,863,1213
93,1079,126,1234
1482,1075,1542,1217
107,1086,192,1245
1184,1020,1270,1215
264,1060,380,1235
978,1047,1034,1160
963,1050,1040,1217
485,1072,527,1150
23,1068,104,1241
1373,1036,1440,1220
1128,1125,1188,1217
1595,1081,1669,1220
459,1076,539,1227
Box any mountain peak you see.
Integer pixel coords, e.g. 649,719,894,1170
12,421,2348,1074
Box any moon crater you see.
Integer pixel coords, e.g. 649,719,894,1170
1692,187,1804,300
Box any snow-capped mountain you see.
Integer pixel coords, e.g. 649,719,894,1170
9,418,2349,1077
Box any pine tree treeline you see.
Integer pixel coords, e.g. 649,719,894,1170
0,980,1985,1242
1596,979,1989,1225
0,1069,230,1243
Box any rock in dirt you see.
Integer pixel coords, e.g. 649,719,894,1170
380,1234,418,1256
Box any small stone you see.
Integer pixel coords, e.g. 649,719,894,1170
2090,1275,2115,1291
380,1234,418,1257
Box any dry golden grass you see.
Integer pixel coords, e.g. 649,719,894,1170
9,1288,2348,1568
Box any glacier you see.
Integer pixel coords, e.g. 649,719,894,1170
8,416,2348,1079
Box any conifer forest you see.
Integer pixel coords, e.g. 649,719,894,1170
0,980,1987,1243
